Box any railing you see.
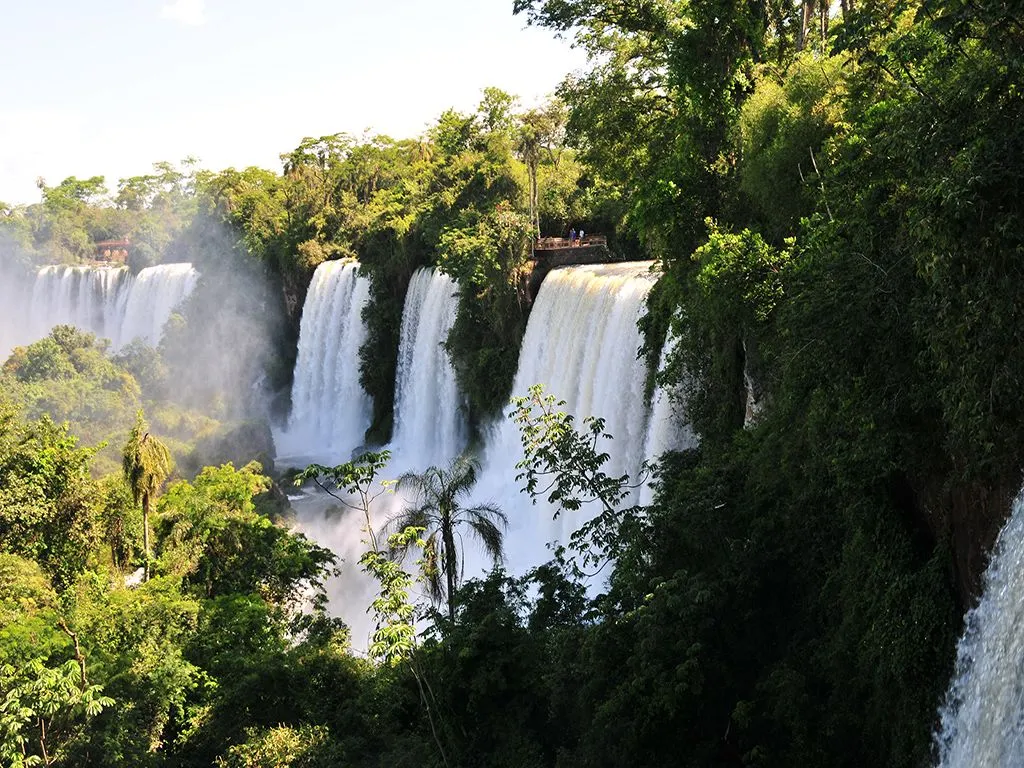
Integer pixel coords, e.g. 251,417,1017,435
535,235,608,250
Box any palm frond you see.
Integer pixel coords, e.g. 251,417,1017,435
465,514,506,564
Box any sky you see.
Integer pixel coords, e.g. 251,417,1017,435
0,0,586,204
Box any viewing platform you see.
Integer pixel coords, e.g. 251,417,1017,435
532,234,608,256
526,234,616,300
93,239,130,263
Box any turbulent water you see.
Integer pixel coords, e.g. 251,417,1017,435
390,267,466,468
278,260,373,464
23,263,198,350
469,262,659,575
935,491,1024,767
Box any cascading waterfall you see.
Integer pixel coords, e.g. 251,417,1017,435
470,262,658,575
23,263,198,350
935,491,1024,767
117,263,198,347
29,265,131,345
390,267,466,468
279,260,373,463
639,331,698,506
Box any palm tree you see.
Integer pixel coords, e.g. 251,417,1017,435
389,456,507,623
122,411,173,581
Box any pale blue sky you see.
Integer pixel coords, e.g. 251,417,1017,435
0,0,585,203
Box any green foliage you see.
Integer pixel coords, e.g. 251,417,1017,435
0,405,98,591
361,527,423,666
158,462,335,608
390,457,507,622
0,657,113,767
216,724,330,768
739,53,847,241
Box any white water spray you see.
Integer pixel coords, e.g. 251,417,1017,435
471,262,658,575
117,263,198,346
639,331,698,505
390,267,466,468
935,491,1024,767
23,263,197,350
279,260,373,464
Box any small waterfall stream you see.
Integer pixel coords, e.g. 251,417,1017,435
935,491,1024,767
639,331,697,505
390,267,466,468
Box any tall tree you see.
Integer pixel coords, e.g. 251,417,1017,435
389,457,507,623
121,411,173,581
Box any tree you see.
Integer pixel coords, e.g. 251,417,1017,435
389,457,507,623
121,411,173,581
516,101,567,239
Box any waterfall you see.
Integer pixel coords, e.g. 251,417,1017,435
471,262,658,575
24,263,197,350
390,267,466,468
117,263,198,347
935,491,1024,767
279,260,373,464
639,331,698,506
29,265,132,345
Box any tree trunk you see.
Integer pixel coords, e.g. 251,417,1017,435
442,511,457,623
528,158,540,239
798,0,814,51
142,492,151,582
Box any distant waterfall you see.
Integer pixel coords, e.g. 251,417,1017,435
935,491,1024,767
118,263,198,346
390,268,466,468
29,265,131,345
24,263,198,350
280,260,373,464
471,262,658,574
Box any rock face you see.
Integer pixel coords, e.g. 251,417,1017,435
926,477,1020,606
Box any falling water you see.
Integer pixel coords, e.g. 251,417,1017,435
29,265,131,344
639,331,698,506
471,262,658,575
390,268,466,468
935,491,1024,767
117,263,198,346
24,263,197,350
279,260,373,464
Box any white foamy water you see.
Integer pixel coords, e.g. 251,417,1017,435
277,260,373,465
469,262,658,576
287,261,674,648
118,263,198,346
639,330,698,506
22,263,197,350
389,268,466,468
936,491,1024,767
